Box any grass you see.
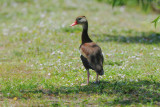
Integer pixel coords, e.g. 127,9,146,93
0,0,160,106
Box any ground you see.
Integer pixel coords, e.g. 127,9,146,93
0,0,160,106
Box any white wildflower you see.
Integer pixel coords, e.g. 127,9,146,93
48,73,51,76
109,76,112,78
106,53,112,56
7,93,10,96
149,53,154,55
51,51,55,55
99,76,103,79
121,74,125,78
136,57,140,60
12,2,17,7
130,79,133,82
130,56,136,58
61,24,65,28
57,50,63,55
28,41,31,43
22,27,28,32
39,21,44,27
3,29,9,36
91,76,94,79
153,47,157,50
40,13,46,18
75,78,78,81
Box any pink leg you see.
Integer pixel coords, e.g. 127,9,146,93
96,74,99,83
87,70,90,85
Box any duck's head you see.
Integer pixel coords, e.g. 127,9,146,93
70,16,87,26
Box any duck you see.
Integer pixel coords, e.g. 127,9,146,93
70,16,104,85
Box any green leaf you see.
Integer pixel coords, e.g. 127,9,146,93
152,16,160,28
112,0,117,8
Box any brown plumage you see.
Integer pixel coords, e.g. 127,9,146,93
70,16,104,85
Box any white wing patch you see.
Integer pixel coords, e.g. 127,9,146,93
80,48,88,58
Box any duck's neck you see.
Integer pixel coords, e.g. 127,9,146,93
81,22,92,44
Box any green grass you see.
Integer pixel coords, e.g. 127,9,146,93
0,0,160,106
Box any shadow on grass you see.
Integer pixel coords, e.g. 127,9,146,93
31,80,160,106
95,32,160,44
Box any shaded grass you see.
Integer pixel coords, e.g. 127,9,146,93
1,80,160,106
97,32,160,44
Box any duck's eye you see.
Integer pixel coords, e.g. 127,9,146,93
78,18,82,20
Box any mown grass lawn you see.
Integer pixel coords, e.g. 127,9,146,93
0,0,160,106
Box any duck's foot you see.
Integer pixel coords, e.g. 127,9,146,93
81,83,88,86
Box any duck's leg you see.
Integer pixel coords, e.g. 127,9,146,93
87,69,90,85
96,73,99,83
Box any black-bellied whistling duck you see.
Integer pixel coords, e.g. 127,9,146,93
70,16,104,85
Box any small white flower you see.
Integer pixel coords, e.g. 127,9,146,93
3,29,9,36
61,24,65,28
153,47,157,50
39,21,44,27
60,52,63,55
48,73,51,76
57,59,61,62
130,79,133,82
118,74,122,76
136,57,140,60
120,6,125,12
22,27,28,32
21,8,27,14
149,53,154,55
40,13,45,18
131,56,136,58
13,24,19,28
106,53,112,56
51,51,55,55
12,2,17,7
81,77,84,80
57,50,63,55
109,76,112,78
7,93,10,96
50,64,53,66
121,74,125,78
121,52,124,54
91,76,94,79
28,41,31,43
